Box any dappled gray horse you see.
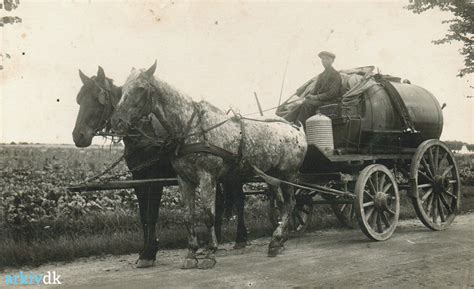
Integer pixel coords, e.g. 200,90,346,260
72,67,247,269
111,62,307,269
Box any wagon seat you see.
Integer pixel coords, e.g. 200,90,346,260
316,66,378,153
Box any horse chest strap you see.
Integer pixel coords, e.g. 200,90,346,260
177,142,237,163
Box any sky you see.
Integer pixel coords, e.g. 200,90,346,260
1,0,472,144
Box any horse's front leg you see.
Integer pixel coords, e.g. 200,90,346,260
133,171,162,269
268,182,295,257
178,176,199,269
197,171,218,269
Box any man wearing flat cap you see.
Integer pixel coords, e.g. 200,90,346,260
289,51,342,126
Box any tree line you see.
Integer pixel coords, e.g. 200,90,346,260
444,140,474,151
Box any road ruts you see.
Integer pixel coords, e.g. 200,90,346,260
2,214,473,289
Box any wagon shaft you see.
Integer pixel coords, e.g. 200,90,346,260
67,178,178,192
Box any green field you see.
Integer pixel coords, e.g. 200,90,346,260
1,144,473,270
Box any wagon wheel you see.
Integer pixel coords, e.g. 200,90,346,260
331,203,358,228
268,189,313,233
268,196,280,230
410,139,461,231
355,164,400,241
292,189,314,232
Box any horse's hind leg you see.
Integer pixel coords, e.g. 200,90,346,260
197,171,218,269
178,176,199,269
268,181,295,257
214,183,224,244
232,178,248,249
215,177,247,249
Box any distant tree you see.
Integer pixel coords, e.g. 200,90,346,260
466,144,474,151
1,0,21,26
444,140,465,151
405,0,474,78
1,0,22,70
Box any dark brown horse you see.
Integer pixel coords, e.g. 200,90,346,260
111,62,307,269
72,67,247,268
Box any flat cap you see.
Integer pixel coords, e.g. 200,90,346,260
318,51,336,59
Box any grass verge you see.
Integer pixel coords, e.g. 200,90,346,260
1,187,473,271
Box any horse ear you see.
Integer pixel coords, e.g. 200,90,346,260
145,60,157,77
97,66,106,82
79,69,91,84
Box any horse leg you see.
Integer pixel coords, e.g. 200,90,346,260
179,176,199,269
268,181,295,257
214,183,224,244
197,172,218,269
135,179,162,268
228,177,247,249
216,178,247,248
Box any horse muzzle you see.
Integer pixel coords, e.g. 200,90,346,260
72,128,93,147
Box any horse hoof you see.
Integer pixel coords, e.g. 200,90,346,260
136,259,155,268
197,258,216,270
267,245,284,257
181,258,198,269
233,242,247,250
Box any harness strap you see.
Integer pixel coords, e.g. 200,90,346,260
174,109,304,165
178,142,238,163
174,106,199,155
235,115,302,130
97,86,115,134
375,75,418,133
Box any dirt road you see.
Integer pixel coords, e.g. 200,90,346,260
3,214,473,288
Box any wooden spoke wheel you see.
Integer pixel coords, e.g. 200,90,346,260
410,139,461,231
268,189,313,233
291,202,313,233
355,164,400,241
332,203,358,229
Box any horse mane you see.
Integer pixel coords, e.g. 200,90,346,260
152,76,225,115
125,68,226,115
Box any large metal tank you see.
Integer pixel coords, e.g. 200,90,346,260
361,82,443,141
325,81,444,152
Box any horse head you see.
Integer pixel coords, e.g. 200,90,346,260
111,61,158,134
72,66,120,147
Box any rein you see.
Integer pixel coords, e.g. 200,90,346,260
92,79,118,138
